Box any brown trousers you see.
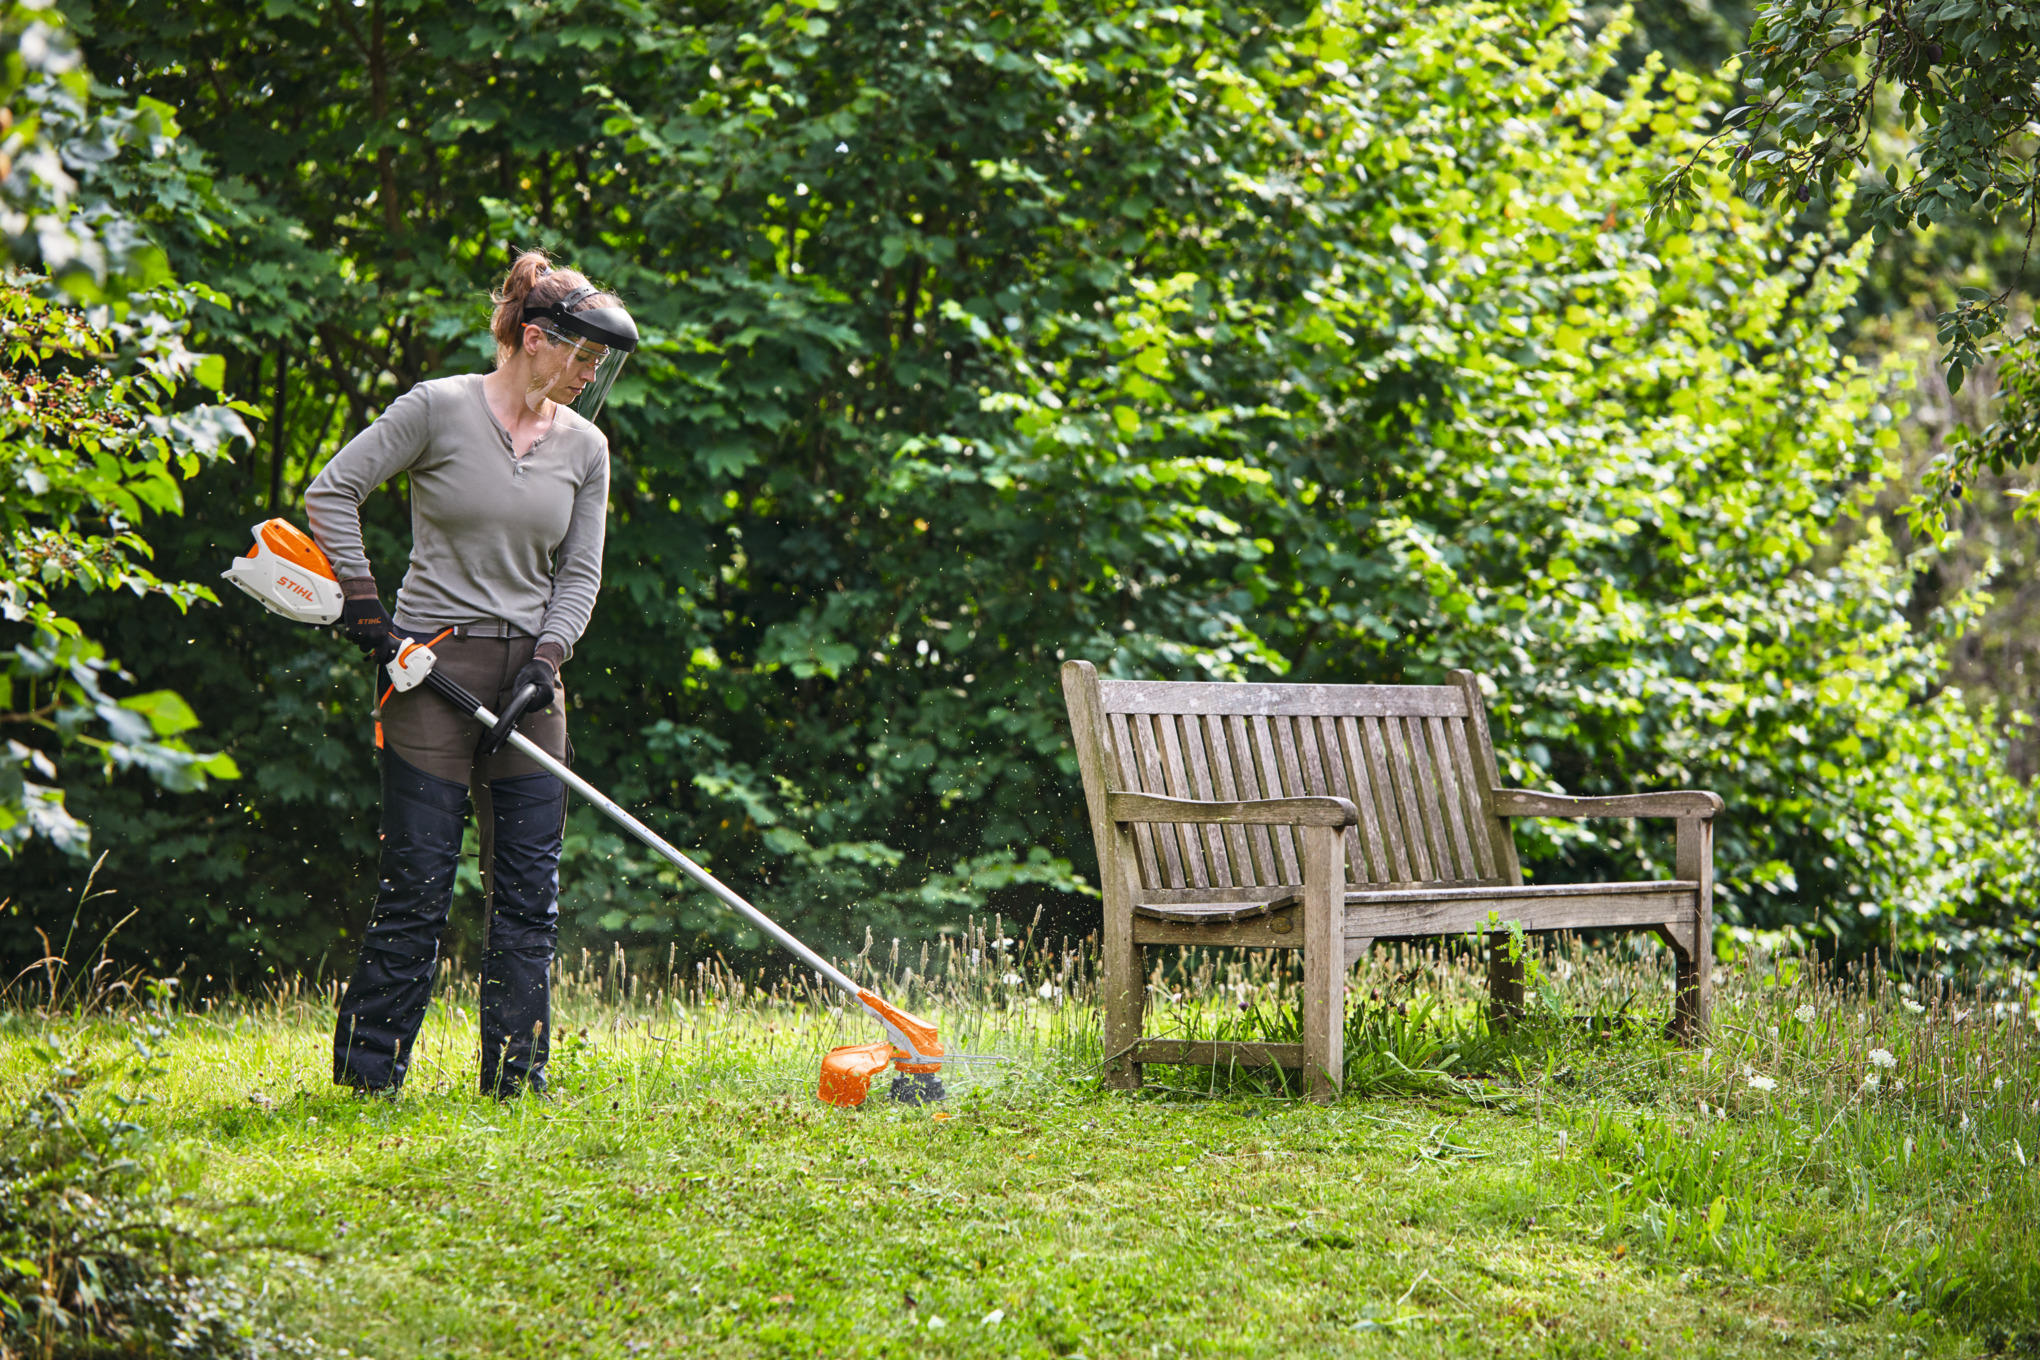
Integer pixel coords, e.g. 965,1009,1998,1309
377,631,569,919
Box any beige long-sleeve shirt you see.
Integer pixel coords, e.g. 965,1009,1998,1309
305,373,609,658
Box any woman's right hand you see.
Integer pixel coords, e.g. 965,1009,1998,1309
339,594,392,659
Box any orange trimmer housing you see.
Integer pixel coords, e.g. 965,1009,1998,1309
817,990,946,1107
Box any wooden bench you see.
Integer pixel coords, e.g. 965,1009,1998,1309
1060,661,1722,1101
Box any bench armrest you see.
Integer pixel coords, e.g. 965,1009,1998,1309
1492,788,1724,820
1107,792,1359,828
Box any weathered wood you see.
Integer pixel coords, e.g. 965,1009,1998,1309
1313,716,1366,888
1343,934,1375,969
1405,714,1461,881
1063,660,1725,1086
1131,1039,1305,1069
1488,934,1527,1029
1450,669,1522,886
1250,714,1303,882
1440,715,1498,879
1133,910,1301,948
1222,713,1280,884
1099,680,1470,718
1300,823,1345,1102
1426,716,1478,881
1345,883,1699,939
1134,895,1300,924
1108,792,1359,828
1333,716,1391,883
1129,712,1189,889
1105,710,1163,890
1357,716,1412,882
1381,715,1436,882
1060,662,1150,1090
1157,714,1214,887
1494,788,1727,820
1198,715,1256,886
1672,816,1715,1039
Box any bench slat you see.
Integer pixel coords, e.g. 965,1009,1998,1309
1219,714,1278,884
1384,715,1437,882
1443,714,1497,879
1403,713,1457,881
1109,710,1165,890
1101,680,1470,718
1348,881,1700,939
1332,716,1391,883
1155,713,1211,888
1251,714,1303,881
1131,1039,1305,1070
1198,714,1256,887
1428,715,1479,880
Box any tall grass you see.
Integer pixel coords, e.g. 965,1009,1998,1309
4,918,2037,1345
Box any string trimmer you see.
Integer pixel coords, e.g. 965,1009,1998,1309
224,518,976,1107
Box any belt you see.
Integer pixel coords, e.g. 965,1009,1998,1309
400,620,532,640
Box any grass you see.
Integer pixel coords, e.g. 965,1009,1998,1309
2,924,2038,1358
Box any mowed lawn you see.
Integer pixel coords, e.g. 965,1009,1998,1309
56,965,2029,1360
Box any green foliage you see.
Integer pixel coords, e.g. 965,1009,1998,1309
1653,0,2039,378
0,982,284,1358
5,0,2031,975
1,6,248,858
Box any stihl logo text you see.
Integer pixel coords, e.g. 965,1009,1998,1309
277,574,315,603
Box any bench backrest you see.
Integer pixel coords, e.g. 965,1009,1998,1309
1062,662,1523,900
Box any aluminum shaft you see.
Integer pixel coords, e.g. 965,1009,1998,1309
428,672,861,999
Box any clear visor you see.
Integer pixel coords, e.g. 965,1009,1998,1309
524,328,631,423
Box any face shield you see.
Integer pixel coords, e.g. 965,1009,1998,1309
520,286,640,423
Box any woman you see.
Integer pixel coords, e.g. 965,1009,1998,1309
307,250,637,1097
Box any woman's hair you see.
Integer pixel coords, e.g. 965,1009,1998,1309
489,249,621,363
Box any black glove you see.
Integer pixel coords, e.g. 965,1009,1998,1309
339,594,392,660
478,658,557,757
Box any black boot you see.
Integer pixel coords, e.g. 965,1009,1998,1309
478,769,564,1097
334,752,468,1092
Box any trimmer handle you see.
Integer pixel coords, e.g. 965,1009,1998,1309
477,682,544,758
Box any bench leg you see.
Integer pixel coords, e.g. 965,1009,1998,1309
1102,906,1145,1092
1669,816,1715,1043
1487,933,1526,1031
1300,825,1345,1103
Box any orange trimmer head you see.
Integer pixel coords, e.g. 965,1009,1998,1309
818,991,948,1107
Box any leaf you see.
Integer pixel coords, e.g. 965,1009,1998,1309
118,690,200,737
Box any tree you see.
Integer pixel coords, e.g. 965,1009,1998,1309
1,1,245,857
10,0,2031,979
1650,0,2040,518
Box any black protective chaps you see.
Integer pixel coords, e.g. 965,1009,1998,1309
333,751,563,1096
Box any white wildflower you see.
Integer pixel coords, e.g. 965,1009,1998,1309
1994,1076,2005,1092
1002,973,1022,986
1902,999,1925,1015
1894,1079,1906,1092
1960,1112,1970,1132
980,1309,1005,1327
1747,1074,1778,1092
1714,1105,1728,1120
1038,982,1062,1000
1863,1072,1882,1091
1953,1009,1971,1024
1768,1026,1780,1040
1898,982,1914,997
926,1315,946,1330
1794,1004,1817,1024
1869,1048,1898,1070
